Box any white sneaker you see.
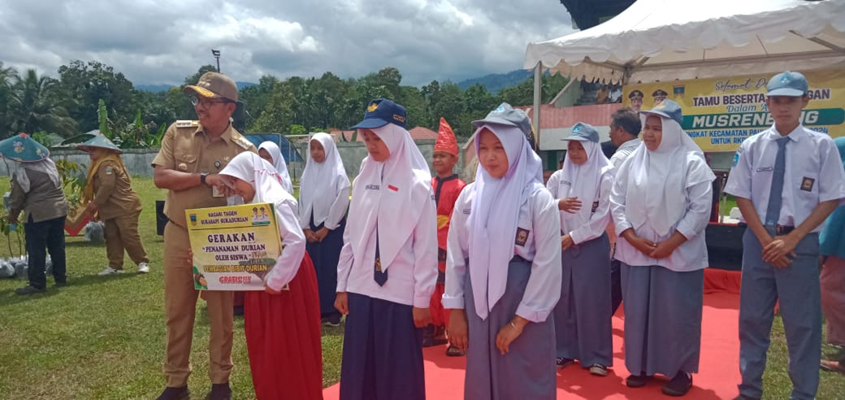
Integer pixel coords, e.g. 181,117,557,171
98,267,125,276
137,263,150,274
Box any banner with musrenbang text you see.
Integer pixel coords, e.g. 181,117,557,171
186,203,282,291
624,69,845,152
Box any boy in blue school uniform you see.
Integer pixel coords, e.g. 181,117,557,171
725,71,845,400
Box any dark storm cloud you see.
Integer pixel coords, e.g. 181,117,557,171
0,0,574,86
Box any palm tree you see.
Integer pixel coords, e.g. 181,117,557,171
8,69,77,137
0,62,16,138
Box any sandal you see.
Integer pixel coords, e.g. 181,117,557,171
445,344,466,357
820,360,845,375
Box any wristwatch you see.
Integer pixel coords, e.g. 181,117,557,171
200,172,208,185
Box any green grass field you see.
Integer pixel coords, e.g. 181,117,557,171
0,177,842,399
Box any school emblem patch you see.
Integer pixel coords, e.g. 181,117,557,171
801,177,815,192
515,228,529,247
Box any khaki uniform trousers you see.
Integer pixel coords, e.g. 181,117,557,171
104,211,148,269
163,222,233,387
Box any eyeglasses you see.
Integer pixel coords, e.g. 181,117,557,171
191,96,234,108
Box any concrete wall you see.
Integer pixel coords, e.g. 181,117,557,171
0,148,157,178
294,139,439,180
0,140,443,182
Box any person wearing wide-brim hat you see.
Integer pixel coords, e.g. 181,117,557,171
2,133,69,295
77,134,149,275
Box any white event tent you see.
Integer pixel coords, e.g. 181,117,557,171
523,0,845,134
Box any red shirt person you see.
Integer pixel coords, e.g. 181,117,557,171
425,117,467,356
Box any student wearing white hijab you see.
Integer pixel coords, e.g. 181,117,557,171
299,132,351,327
335,99,437,400
610,100,715,397
547,122,615,376
258,141,294,193
443,121,562,399
219,152,323,400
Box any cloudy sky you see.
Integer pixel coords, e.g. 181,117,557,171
0,0,575,87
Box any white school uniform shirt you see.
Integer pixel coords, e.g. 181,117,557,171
335,188,438,308
266,197,307,291
725,124,845,231
609,139,642,170
610,154,713,272
546,169,613,245
442,183,562,323
220,152,306,292
299,185,350,230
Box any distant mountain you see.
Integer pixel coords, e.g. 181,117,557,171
135,81,256,93
236,81,255,90
135,84,173,93
457,69,533,94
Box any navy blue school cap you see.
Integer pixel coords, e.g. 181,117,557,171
352,98,407,129
766,71,809,97
562,122,600,143
639,99,683,126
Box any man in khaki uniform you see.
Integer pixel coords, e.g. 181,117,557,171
78,135,149,274
153,72,256,400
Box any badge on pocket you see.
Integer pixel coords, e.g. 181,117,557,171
800,177,815,192
515,228,529,247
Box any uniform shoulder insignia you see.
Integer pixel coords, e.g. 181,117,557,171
233,135,252,150
175,120,199,128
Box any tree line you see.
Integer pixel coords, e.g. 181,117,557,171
0,60,569,147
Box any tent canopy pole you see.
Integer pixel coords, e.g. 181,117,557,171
533,62,542,148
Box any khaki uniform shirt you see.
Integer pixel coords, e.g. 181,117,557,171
8,169,69,223
92,160,142,221
152,121,257,228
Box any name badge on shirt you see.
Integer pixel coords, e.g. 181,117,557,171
462,208,471,215
365,184,380,190
756,166,774,172
801,177,815,192
515,228,530,247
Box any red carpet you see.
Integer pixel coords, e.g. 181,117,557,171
323,290,741,399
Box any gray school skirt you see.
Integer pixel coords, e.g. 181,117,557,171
621,263,703,377
464,256,556,400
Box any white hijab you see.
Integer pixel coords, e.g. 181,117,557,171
219,152,295,213
258,141,293,193
347,123,432,272
299,133,350,227
559,140,614,230
625,116,715,236
12,159,61,193
469,124,544,321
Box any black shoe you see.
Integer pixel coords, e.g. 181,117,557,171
625,374,652,388
422,324,437,347
322,314,342,327
662,372,693,396
55,281,67,288
233,306,244,316
156,386,189,400
207,383,231,400
556,357,575,369
15,285,46,295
